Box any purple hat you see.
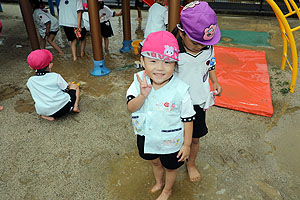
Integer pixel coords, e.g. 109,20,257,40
180,1,221,45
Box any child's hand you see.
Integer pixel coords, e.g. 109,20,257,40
177,145,190,162
212,82,222,96
136,71,152,98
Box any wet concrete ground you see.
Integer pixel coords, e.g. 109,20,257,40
1,2,300,200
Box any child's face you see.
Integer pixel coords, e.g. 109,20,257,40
179,31,206,54
141,56,175,87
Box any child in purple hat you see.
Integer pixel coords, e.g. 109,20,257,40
172,1,223,182
26,49,80,121
126,31,195,200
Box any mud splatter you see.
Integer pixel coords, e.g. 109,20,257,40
0,84,22,101
14,98,35,113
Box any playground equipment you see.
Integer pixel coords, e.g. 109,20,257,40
265,0,299,93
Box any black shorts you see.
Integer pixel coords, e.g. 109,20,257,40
100,20,114,38
63,26,87,41
135,0,144,8
137,135,184,170
50,90,76,119
192,105,208,138
49,30,58,35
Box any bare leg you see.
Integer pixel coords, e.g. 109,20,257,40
0,106,4,111
80,37,86,57
151,158,164,193
69,83,80,113
156,168,177,200
47,34,64,55
137,7,142,19
71,39,78,61
41,115,55,121
186,138,201,182
104,37,109,52
40,35,46,49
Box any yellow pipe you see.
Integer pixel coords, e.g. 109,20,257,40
265,0,298,93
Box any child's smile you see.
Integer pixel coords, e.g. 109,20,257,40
142,57,175,89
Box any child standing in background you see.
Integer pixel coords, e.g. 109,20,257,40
135,0,144,20
27,49,80,121
126,31,195,200
172,1,223,182
98,0,122,53
31,0,64,55
59,0,87,61
144,0,168,40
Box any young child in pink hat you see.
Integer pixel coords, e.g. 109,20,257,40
126,31,195,200
26,49,80,121
172,1,223,182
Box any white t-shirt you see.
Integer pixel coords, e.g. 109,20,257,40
175,38,215,107
99,5,114,23
27,73,71,116
59,0,84,28
33,9,59,38
144,3,168,39
126,75,195,119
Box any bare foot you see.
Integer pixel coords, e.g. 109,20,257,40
80,51,86,57
105,49,109,53
41,115,55,121
58,51,64,55
73,56,78,61
0,106,4,111
150,183,164,193
73,106,80,113
156,190,172,200
186,163,201,182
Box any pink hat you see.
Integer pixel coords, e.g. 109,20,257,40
181,1,221,45
141,31,179,62
27,49,53,70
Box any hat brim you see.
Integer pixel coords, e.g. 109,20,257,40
187,25,221,46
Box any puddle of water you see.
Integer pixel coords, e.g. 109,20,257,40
273,124,300,176
14,98,35,113
108,152,234,200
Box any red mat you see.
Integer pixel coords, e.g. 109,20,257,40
212,46,273,117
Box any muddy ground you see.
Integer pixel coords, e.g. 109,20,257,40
1,2,300,200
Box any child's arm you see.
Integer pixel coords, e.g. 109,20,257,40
45,22,50,36
113,10,122,17
209,70,222,96
177,121,193,162
127,72,152,113
177,91,195,162
77,11,83,32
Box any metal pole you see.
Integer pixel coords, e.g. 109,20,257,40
168,0,180,32
87,0,103,61
19,0,40,50
87,0,110,76
120,0,132,52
